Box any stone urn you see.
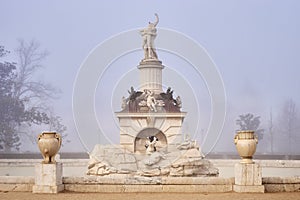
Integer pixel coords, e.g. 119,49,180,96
38,132,62,164
234,130,258,164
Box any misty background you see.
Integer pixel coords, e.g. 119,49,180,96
1,0,300,155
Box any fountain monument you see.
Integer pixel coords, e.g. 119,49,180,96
87,14,218,177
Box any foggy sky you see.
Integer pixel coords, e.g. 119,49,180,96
1,0,300,154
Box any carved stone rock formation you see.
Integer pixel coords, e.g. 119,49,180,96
87,141,218,177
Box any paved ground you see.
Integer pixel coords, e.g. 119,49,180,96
0,192,299,200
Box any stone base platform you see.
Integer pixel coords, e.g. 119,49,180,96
0,175,299,193
63,176,234,193
263,177,300,193
233,185,265,193
65,184,232,193
0,176,34,192
32,184,64,193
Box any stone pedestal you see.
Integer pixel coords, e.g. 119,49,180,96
116,112,186,153
233,163,264,193
137,60,164,94
32,163,64,193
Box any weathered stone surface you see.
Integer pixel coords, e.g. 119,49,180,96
183,165,202,176
181,148,202,158
63,176,234,185
0,176,34,192
235,163,262,185
65,184,124,193
233,185,264,193
3,174,300,193
34,163,63,186
0,176,34,184
124,185,163,193
32,163,63,193
0,183,34,192
264,183,300,193
160,167,170,176
169,151,218,177
169,166,184,176
263,176,300,184
161,177,234,185
2,175,300,193
61,175,300,193
87,145,138,175
64,184,232,193
87,144,218,177
63,176,97,184
138,168,161,177
125,176,162,184
142,152,166,166
162,185,232,193
119,134,135,144
234,163,264,193
98,167,115,175
32,185,64,194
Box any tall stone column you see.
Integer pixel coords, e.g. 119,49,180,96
137,60,164,94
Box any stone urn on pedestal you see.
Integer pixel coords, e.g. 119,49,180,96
33,131,63,193
234,130,258,164
38,132,62,164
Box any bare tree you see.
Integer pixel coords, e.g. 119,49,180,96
48,111,70,144
0,40,68,151
14,39,59,104
268,108,274,153
15,39,69,146
278,99,298,154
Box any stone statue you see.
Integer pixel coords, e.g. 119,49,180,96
121,96,127,110
128,86,142,100
145,136,158,155
159,87,181,112
177,134,198,150
146,90,157,112
140,13,159,60
127,86,143,112
176,96,182,108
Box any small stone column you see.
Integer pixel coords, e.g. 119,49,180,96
233,163,264,193
32,163,64,193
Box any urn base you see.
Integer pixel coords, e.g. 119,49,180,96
240,157,254,164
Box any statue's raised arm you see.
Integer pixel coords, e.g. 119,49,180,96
153,13,159,27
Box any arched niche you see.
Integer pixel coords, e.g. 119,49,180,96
134,128,167,154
